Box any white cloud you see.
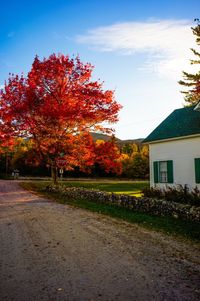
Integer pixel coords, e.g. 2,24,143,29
0,84,4,90
77,20,198,80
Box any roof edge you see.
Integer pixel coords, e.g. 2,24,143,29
145,133,200,144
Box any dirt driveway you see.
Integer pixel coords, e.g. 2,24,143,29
0,180,199,301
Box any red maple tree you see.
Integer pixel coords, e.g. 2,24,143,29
0,54,122,182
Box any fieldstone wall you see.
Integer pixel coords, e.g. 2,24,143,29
46,185,200,223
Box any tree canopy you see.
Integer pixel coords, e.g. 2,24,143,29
179,22,200,105
0,54,122,181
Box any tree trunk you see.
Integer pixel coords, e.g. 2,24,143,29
5,153,8,176
51,162,58,185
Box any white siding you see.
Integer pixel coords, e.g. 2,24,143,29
149,136,200,190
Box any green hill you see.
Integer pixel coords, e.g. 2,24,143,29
90,132,144,145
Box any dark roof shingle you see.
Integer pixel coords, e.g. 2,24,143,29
143,106,200,143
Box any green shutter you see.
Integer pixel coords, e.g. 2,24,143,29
167,160,174,183
195,158,200,183
153,161,159,183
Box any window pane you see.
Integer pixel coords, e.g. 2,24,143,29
160,161,167,172
159,161,167,182
160,172,167,183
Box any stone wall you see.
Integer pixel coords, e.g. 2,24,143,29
46,185,200,223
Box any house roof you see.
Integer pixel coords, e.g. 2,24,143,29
143,106,200,143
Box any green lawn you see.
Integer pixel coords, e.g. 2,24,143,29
55,180,149,196
21,180,200,243
20,179,149,196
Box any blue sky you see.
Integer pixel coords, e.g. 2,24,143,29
0,0,200,139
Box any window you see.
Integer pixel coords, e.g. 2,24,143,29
153,160,173,184
159,161,167,183
195,158,200,183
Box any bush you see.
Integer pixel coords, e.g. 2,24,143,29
142,185,200,207
142,187,163,198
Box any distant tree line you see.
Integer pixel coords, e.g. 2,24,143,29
120,142,149,179
0,137,149,180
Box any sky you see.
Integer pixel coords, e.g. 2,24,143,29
0,0,200,140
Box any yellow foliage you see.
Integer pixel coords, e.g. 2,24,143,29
95,139,105,146
120,153,129,160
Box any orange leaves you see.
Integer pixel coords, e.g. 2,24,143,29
0,132,16,154
94,140,122,175
0,53,122,173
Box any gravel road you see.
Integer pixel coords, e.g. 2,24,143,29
0,180,200,301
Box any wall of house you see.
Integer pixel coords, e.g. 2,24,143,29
149,136,200,190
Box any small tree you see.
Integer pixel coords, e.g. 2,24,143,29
179,21,200,105
0,54,122,183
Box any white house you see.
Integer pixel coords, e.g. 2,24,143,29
143,105,200,190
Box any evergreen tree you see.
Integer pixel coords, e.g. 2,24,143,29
179,21,200,105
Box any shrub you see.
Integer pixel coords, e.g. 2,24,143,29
142,185,200,207
142,187,163,198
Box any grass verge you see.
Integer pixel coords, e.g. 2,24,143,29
20,181,200,243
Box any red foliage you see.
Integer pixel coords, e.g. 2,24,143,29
94,140,122,175
0,54,122,174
